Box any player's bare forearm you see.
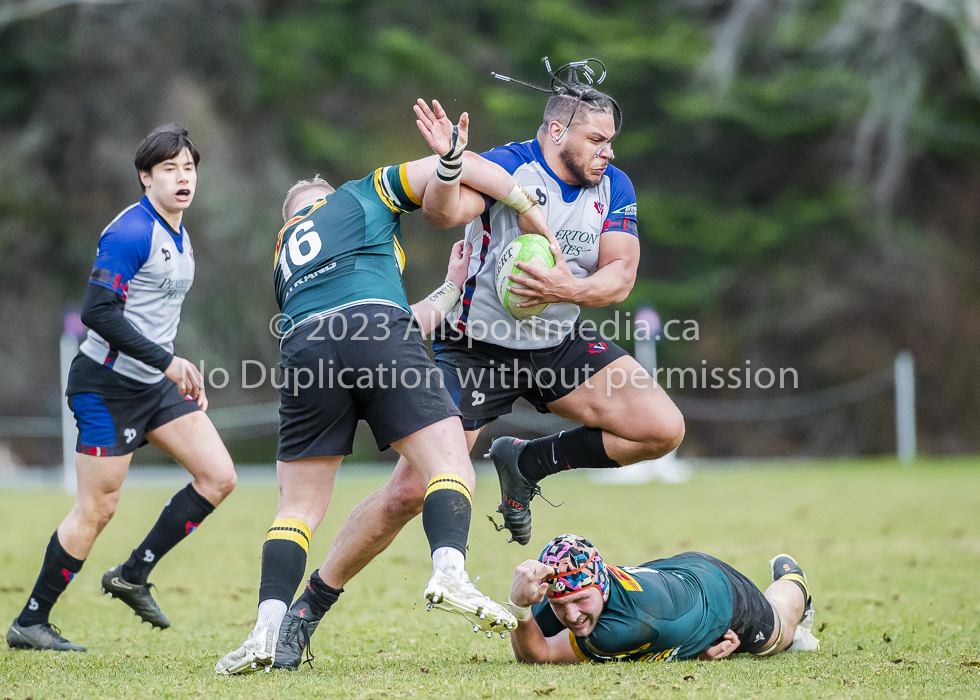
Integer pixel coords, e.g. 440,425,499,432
570,257,635,307
577,230,639,306
510,619,553,664
409,240,470,336
423,153,523,228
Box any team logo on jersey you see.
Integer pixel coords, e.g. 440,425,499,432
185,521,200,535
535,188,547,206
61,568,76,583
162,248,171,262
587,341,607,354
593,202,605,216
607,565,643,592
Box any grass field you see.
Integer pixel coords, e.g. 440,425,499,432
2,459,980,699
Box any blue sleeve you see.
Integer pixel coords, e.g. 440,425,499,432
602,166,638,237
480,141,535,176
88,219,153,298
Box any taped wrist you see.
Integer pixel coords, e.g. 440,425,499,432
437,125,467,183
501,183,537,214
507,598,532,621
423,280,461,318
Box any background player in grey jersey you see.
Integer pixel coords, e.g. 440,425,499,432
507,534,819,664
6,125,237,653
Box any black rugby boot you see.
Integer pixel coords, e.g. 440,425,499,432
487,437,541,546
7,620,86,652
101,566,170,629
273,599,320,670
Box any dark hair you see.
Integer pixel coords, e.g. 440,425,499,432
542,91,614,131
134,124,200,192
491,58,622,139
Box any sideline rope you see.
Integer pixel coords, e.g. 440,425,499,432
0,364,897,437
671,365,894,421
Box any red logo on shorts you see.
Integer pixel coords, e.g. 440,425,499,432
587,342,607,354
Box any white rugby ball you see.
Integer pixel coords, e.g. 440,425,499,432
494,234,557,320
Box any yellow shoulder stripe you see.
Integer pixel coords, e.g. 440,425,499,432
398,162,422,206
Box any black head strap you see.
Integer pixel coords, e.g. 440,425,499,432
491,56,623,141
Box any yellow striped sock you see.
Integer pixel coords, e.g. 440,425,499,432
425,474,472,504
779,572,809,600
266,518,311,552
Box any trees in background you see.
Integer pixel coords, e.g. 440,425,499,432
1,0,978,460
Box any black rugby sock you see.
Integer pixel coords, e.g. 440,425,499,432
292,570,343,620
258,518,311,604
517,426,620,483
17,531,84,627
421,474,471,556
121,483,215,585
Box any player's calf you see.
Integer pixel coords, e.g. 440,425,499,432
767,553,819,653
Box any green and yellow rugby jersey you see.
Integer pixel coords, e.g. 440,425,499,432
532,556,733,662
273,163,421,338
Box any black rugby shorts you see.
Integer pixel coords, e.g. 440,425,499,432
277,304,461,460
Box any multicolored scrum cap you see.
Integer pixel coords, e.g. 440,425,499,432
539,534,610,602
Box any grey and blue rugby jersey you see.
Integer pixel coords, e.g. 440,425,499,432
443,139,638,350
79,196,195,383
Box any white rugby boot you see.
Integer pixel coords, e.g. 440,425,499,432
214,626,275,675
424,569,517,638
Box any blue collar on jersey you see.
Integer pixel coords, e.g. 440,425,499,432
530,138,595,204
140,195,185,253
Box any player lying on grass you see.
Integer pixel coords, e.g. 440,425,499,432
506,534,819,664
7,125,237,653
214,101,552,675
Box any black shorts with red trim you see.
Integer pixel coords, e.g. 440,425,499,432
65,354,200,456
433,322,628,430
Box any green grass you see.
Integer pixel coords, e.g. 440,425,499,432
2,459,980,699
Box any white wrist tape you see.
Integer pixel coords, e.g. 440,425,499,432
507,599,532,622
501,183,537,214
437,125,467,183
424,280,461,317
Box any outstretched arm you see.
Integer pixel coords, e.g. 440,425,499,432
411,239,472,337
407,99,553,242
507,560,581,665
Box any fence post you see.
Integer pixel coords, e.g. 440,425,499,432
894,350,916,465
60,314,82,492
